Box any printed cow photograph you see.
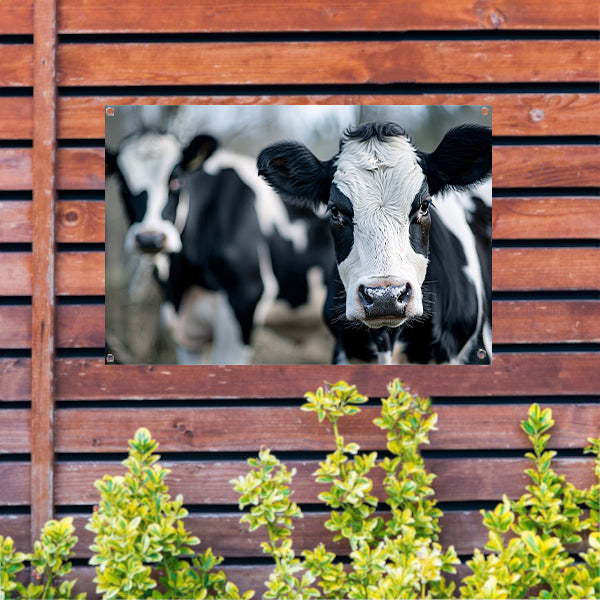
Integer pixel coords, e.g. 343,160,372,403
105,105,492,365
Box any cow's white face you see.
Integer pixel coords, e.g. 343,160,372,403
257,121,492,331
331,133,429,327
116,131,185,254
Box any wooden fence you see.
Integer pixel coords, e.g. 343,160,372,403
0,0,598,596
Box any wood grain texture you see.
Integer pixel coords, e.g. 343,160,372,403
5,0,598,34
0,149,33,190
492,248,599,291
57,41,599,86
492,197,600,240
56,94,600,139
55,0,598,32
0,252,103,296
493,300,600,344
56,149,105,190
53,404,600,453
494,145,600,188
0,305,105,349
0,201,32,243
31,0,58,545
0,201,105,243
0,410,30,453
0,45,33,86
56,200,105,242
5,354,600,402
43,353,600,401
0,98,33,139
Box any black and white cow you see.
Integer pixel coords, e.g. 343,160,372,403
257,121,492,364
106,129,335,364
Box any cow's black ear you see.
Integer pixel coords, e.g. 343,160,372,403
423,124,491,195
257,142,333,210
105,149,118,176
181,135,218,170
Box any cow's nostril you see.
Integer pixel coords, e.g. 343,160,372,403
135,231,166,253
396,282,411,304
358,284,374,306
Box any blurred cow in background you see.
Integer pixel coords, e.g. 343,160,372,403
106,129,335,364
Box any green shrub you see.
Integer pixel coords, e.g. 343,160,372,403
0,517,83,600
86,427,252,600
233,379,599,599
1,381,598,600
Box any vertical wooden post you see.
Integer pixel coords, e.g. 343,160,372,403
31,0,58,547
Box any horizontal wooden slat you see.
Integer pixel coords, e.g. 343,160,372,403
0,99,33,139
57,252,105,294
494,145,600,188
3,197,596,245
0,200,104,243
0,252,104,295
3,354,597,402
53,404,600,453
0,0,34,34
0,149,32,190
57,0,599,33
0,410,30,453
492,197,600,240
0,508,588,560
0,253,32,295
5,0,598,34
3,247,596,297
0,201,32,243
4,145,597,192
56,148,105,190
23,353,600,400
50,94,600,139
4,456,592,506
0,305,105,349
0,462,30,505
51,456,596,505
56,200,105,242
57,41,598,86
492,248,599,291
0,45,33,87
2,299,596,350
493,300,600,344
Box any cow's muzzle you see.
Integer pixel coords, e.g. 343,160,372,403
135,231,167,254
358,282,412,321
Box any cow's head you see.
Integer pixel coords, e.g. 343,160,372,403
106,130,217,255
258,121,491,329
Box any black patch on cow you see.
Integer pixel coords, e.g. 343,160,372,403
267,203,335,308
165,167,265,345
124,190,148,223
401,208,479,363
419,125,492,196
161,187,179,223
257,142,335,210
327,184,354,265
408,182,432,258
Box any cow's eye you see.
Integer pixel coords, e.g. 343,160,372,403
329,205,342,222
420,199,431,214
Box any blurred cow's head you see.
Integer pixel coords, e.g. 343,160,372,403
106,130,217,254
